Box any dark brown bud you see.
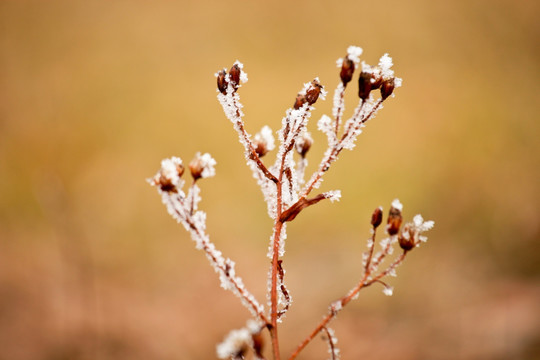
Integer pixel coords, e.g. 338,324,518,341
398,224,415,251
189,157,204,180
254,139,268,157
305,79,323,105
370,73,383,90
157,174,176,192
358,71,372,100
216,69,228,94
293,94,306,110
296,132,313,157
380,77,395,100
229,63,241,90
387,205,403,235
371,207,383,229
340,57,355,85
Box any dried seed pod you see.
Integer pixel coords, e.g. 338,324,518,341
387,204,403,235
370,73,383,90
293,94,306,110
305,79,323,105
398,224,416,251
156,174,176,193
371,207,383,229
340,57,355,85
229,63,241,90
216,69,228,94
358,71,372,100
380,77,395,100
189,153,216,180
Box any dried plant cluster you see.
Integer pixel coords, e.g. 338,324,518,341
149,46,434,360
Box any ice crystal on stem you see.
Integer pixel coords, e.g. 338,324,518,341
149,46,434,360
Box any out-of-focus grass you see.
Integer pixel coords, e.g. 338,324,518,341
0,0,539,359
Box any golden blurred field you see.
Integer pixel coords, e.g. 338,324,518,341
1,0,539,359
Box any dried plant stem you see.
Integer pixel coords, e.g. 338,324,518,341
270,220,284,360
169,198,270,326
322,327,338,360
288,249,408,359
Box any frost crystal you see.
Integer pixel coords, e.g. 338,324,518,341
383,285,394,296
391,198,403,211
198,153,217,178
324,190,341,203
216,327,253,359
254,125,276,152
346,45,363,64
378,53,394,79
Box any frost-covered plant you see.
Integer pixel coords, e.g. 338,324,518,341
148,46,434,360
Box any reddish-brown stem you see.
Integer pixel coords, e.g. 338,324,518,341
288,250,408,359
270,220,283,360
322,326,337,360
364,228,377,272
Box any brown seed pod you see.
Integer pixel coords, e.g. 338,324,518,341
229,63,241,90
380,77,395,100
217,69,228,94
305,79,323,105
340,57,355,85
371,207,383,229
358,71,372,100
387,205,403,235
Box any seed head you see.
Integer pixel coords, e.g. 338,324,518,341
371,207,383,229
189,152,217,180
380,77,395,100
387,201,403,235
340,57,355,85
229,63,241,90
217,69,228,94
305,79,323,105
295,131,313,157
358,71,372,100
398,224,416,251
293,94,306,110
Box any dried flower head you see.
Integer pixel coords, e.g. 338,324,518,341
253,125,275,157
189,152,216,180
217,69,228,95
149,157,184,192
305,79,324,105
399,214,435,250
371,206,383,229
340,57,355,85
387,199,403,235
295,131,313,157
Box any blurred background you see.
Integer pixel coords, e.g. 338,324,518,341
1,0,539,359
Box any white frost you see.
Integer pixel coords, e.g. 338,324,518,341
378,53,394,79
324,190,341,203
197,152,217,178
346,45,363,65
254,125,276,151
383,285,394,296
391,198,403,211
216,328,252,359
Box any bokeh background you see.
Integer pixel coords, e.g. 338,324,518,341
1,0,539,359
